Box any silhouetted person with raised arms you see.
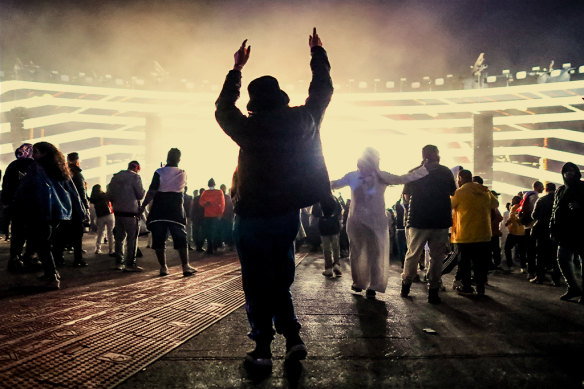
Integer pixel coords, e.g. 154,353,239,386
215,28,333,369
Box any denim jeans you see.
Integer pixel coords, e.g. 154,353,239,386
234,210,301,343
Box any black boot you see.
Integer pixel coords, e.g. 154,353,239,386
284,333,307,362
428,288,441,304
400,281,411,297
245,340,272,368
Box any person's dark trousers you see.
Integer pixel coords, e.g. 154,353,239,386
339,225,350,257
535,234,559,280
557,245,584,292
54,220,84,263
490,236,502,268
7,206,27,259
504,234,527,268
28,222,58,277
192,219,205,251
457,242,490,290
397,229,407,267
221,218,234,248
525,228,537,276
234,210,301,344
203,217,220,254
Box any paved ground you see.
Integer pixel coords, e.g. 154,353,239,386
1,234,583,388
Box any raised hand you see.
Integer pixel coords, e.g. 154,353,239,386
309,27,322,48
234,39,251,71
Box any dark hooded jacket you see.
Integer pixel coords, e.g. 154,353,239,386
215,46,334,217
550,162,584,248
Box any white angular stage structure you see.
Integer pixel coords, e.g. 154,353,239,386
1,77,583,201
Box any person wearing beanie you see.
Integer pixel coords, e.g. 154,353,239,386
215,28,333,368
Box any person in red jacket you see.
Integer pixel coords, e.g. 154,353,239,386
199,178,225,254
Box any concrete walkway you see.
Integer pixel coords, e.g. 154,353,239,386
1,236,583,388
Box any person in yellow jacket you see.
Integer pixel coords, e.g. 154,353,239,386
451,170,499,296
504,195,527,271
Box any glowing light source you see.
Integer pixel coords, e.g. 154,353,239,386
435,78,444,86
486,76,497,83
550,69,561,77
562,63,571,69
385,81,395,89
516,71,527,80
358,81,367,89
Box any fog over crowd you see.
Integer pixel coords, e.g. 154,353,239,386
2,0,583,84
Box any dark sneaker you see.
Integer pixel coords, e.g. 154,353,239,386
365,289,376,298
322,269,333,277
285,335,307,362
123,264,143,272
400,282,411,297
428,288,441,304
456,285,475,296
39,274,60,290
529,276,547,284
560,288,582,301
476,284,486,296
7,257,24,273
333,264,342,276
350,286,363,295
182,265,197,277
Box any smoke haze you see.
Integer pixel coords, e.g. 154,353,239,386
2,0,582,86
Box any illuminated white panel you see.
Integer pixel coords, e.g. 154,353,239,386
493,146,584,165
24,113,144,128
493,162,563,183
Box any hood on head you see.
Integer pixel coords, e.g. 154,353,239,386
561,162,582,185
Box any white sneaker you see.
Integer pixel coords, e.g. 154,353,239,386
95,249,102,254
333,264,342,276
160,265,169,276
452,279,462,290
322,269,333,277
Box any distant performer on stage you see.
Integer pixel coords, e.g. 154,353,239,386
215,28,333,369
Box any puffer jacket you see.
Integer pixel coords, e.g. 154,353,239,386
550,162,584,248
215,46,334,217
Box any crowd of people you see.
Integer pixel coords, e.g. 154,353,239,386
0,28,582,371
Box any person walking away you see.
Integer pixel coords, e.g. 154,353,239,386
107,160,145,270
550,162,584,303
400,145,457,304
220,183,235,250
1,143,37,271
504,196,527,270
141,148,197,277
331,147,428,298
199,178,225,254
450,170,499,296
215,29,333,368
519,181,544,279
191,188,206,252
318,196,343,278
89,184,114,255
530,182,561,285
13,142,87,289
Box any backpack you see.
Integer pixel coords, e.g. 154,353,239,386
517,192,535,226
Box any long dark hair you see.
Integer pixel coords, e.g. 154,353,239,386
33,142,71,181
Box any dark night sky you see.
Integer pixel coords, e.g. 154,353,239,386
1,0,583,83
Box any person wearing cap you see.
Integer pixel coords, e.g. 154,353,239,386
107,160,145,271
550,162,584,303
215,28,333,368
1,143,38,271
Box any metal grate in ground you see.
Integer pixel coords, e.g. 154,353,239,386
0,252,308,388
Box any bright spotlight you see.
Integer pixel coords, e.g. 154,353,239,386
358,81,367,89
434,78,444,86
411,82,421,89
531,66,541,71
385,81,395,89
502,69,510,75
486,75,497,83
562,63,571,69
579,65,584,73
516,71,527,80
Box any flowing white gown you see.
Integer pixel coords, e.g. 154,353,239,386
332,167,428,293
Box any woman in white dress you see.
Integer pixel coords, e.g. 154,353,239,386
331,148,428,297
